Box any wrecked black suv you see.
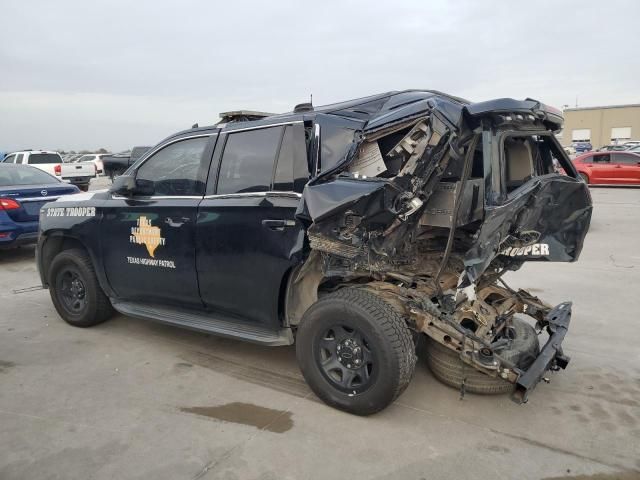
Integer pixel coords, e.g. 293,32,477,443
37,90,592,415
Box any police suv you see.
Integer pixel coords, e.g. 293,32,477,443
37,91,591,415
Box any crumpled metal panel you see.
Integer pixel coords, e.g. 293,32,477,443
463,174,592,284
297,178,388,223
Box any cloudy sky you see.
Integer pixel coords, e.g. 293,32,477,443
1,0,639,152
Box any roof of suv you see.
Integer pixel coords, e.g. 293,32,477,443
165,90,470,140
160,90,563,150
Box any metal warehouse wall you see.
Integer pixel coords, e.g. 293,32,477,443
560,105,640,148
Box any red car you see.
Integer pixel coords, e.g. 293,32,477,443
572,151,640,185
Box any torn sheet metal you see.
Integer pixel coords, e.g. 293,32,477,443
289,89,591,401
462,174,592,284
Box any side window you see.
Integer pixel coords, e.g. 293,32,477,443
16,154,24,164
3,154,15,163
273,126,295,192
136,136,208,196
592,154,610,163
217,127,283,194
613,153,639,165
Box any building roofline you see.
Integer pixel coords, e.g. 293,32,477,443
564,103,640,112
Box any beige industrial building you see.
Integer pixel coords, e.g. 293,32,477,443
559,104,640,148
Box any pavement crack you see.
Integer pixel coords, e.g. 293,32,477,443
608,254,634,269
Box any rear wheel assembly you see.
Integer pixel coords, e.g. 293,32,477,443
296,287,416,415
425,317,539,395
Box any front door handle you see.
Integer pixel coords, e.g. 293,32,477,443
262,219,296,231
165,217,191,227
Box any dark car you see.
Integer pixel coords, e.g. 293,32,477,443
36,90,591,414
102,146,152,179
572,141,592,153
0,164,80,248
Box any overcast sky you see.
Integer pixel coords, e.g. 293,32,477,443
1,0,639,152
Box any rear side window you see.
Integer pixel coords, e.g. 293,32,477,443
0,165,60,186
273,126,295,191
3,154,16,163
16,154,24,164
613,153,640,165
592,154,610,163
217,127,284,194
28,153,61,164
136,136,209,196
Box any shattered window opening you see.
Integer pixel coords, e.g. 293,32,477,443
500,133,563,194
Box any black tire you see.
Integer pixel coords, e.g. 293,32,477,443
426,318,539,395
579,172,589,184
296,287,416,415
48,248,114,327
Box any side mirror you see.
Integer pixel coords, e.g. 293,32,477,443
109,175,154,196
109,175,135,195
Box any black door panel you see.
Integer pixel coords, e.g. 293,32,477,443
100,134,216,307
196,194,304,329
101,198,202,306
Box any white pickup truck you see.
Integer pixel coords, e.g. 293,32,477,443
2,150,96,191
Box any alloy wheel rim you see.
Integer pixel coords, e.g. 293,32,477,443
316,324,375,394
58,269,87,313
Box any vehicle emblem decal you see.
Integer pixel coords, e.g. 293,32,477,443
130,216,166,258
41,190,48,196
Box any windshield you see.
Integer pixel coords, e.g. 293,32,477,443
28,153,62,165
0,165,60,186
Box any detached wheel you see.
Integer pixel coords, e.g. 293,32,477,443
426,318,539,395
49,248,114,327
296,288,416,415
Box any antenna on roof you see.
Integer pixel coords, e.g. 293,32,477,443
310,93,313,104
192,123,199,129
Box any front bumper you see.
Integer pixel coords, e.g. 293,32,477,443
511,302,572,403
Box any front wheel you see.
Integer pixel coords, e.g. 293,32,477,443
296,288,416,415
48,248,114,327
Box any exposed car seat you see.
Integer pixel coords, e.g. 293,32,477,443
505,138,534,190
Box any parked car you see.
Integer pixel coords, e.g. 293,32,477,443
572,151,640,184
598,144,628,152
563,145,576,156
75,154,109,175
0,164,79,248
2,151,96,191
36,90,591,414
102,146,151,179
572,141,592,153
626,145,640,153
622,141,640,149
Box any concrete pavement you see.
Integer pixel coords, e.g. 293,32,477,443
1,186,639,480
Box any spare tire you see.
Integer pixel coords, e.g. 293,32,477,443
425,318,539,395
